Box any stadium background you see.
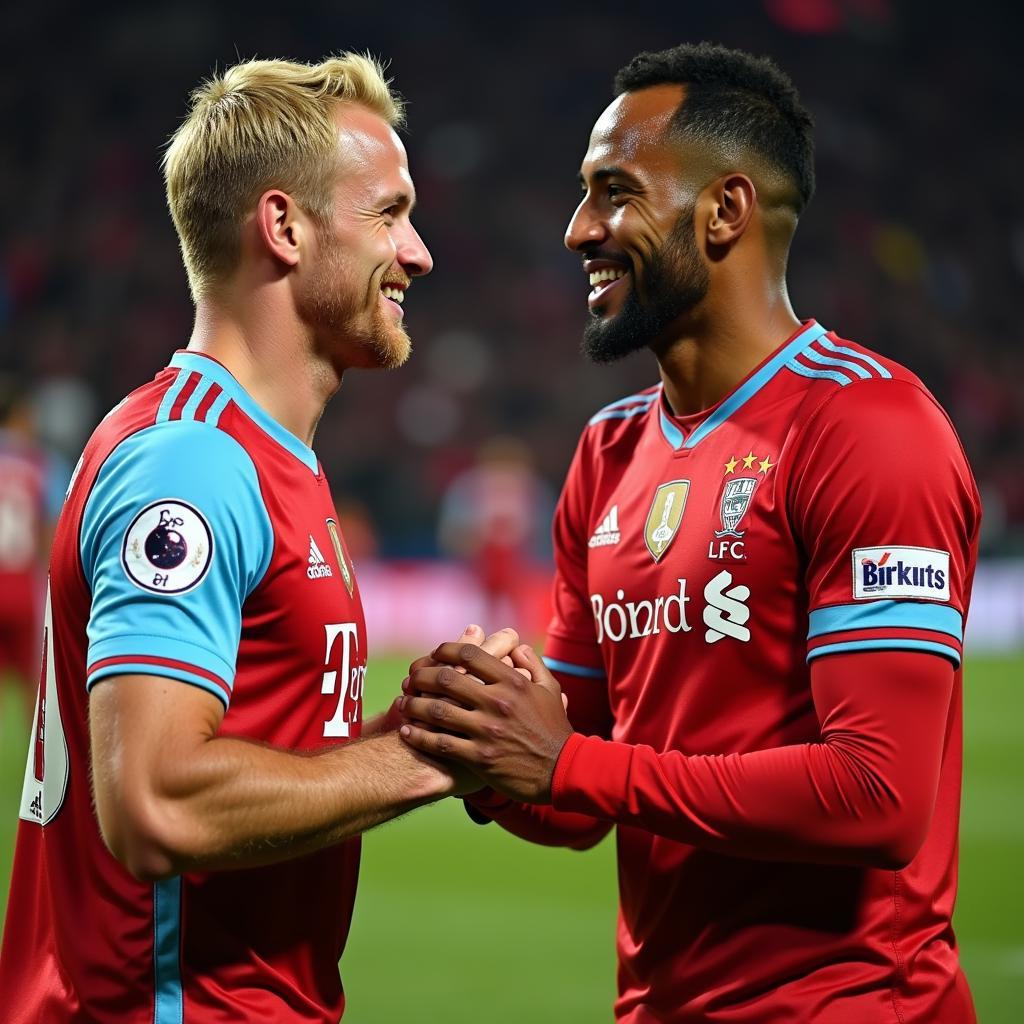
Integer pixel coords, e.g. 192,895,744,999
1,0,1022,1019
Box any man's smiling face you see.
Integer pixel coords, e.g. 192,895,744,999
296,102,433,371
565,84,710,363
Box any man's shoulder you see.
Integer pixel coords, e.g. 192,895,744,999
786,331,921,394
786,332,953,436
579,385,661,447
68,382,266,546
85,370,263,483
586,385,662,425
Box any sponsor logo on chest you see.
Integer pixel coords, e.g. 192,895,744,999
591,569,752,646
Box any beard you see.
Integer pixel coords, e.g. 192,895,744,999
297,230,412,371
582,205,709,365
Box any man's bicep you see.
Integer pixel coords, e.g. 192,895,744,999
791,380,977,669
90,674,226,785
810,649,955,862
811,649,954,742
89,673,226,856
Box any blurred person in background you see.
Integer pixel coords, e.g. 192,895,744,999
0,375,67,716
0,53,493,1023
438,435,555,636
401,42,979,1023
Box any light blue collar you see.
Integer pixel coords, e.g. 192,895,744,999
169,351,319,474
658,321,827,451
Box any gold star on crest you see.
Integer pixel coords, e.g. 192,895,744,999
724,456,738,475
758,455,775,474
742,452,757,469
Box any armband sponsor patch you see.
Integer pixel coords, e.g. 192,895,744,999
121,499,214,595
852,546,950,601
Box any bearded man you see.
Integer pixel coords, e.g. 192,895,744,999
400,42,979,1024
0,53,495,1023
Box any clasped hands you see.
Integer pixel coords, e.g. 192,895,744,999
395,626,574,804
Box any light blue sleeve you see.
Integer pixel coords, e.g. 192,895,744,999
81,421,274,707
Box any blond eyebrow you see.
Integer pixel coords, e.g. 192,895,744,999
377,189,416,211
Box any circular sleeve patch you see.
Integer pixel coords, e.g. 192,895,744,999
121,499,214,595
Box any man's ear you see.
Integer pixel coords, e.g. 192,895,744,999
704,173,757,247
255,190,305,269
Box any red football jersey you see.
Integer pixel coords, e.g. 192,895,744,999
1,351,367,1022
538,321,980,1021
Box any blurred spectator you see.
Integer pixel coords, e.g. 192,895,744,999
0,376,69,710
438,437,555,634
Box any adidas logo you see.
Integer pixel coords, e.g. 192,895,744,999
307,536,333,579
29,791,42,820
588,505,621,548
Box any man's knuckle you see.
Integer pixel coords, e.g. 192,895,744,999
459,644,478,663
430,700,449,721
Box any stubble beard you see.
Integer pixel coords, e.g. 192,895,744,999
299,233,412,372
581,205,710,365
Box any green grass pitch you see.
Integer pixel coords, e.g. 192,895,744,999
1,654,1021,1020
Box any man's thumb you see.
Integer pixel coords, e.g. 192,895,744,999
511,645,562,697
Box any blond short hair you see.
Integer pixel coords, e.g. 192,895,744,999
163,53,404,300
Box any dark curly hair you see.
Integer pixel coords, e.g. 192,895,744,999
614,42,815,213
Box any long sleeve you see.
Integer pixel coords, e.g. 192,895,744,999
551,649,953,868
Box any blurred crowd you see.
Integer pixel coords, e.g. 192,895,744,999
2,0,1021,557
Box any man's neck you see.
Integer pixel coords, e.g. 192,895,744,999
656,291,801,418
186,296,338,448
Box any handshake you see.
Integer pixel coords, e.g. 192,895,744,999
387,625,574,805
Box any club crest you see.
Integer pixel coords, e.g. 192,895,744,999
644,481,690,562
326,518,354,597
715,477,758,538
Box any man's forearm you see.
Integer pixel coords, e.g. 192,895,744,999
96,729,453,879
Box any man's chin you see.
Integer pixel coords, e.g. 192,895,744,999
370,327,412,370
581,310,651,365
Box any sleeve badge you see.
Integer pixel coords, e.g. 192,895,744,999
121,499,214,595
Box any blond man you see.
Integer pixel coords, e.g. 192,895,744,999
0,54,484,1022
